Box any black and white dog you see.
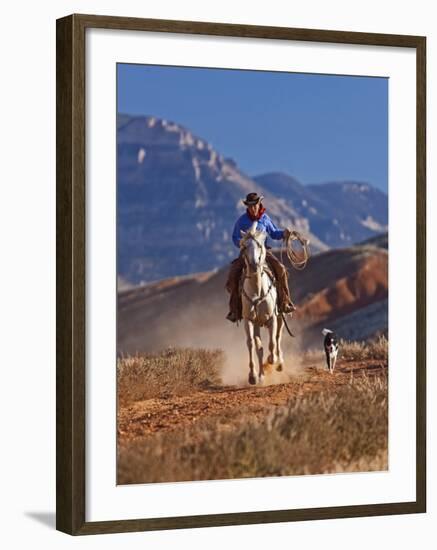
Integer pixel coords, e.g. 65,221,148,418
322,329,339,374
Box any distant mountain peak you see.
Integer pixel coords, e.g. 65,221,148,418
341,181,370,193
308,180,384,195
119,114,217,155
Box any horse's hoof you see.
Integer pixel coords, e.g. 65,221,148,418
248,373,257,385
259,374,265,385
262,362,272,373
276,363,283,372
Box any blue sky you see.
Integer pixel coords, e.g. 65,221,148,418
117,64,388,193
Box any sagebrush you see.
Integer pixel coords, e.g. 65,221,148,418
118,372,388,484
117,347,223,405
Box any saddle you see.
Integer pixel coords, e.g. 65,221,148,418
238,264,275,293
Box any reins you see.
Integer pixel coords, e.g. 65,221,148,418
280,313,295,338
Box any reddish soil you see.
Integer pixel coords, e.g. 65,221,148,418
294,253,388,322
117,358,387,443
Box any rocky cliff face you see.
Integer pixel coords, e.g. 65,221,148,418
117,115,325,284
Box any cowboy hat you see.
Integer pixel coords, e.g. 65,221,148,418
243,192,264,206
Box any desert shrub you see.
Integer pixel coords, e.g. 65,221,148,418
339,335,388,361
117,372,388,484
117,347,224,405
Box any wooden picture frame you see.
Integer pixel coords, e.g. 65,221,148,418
56,13,426,535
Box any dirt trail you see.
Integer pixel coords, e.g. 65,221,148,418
118,359,387,443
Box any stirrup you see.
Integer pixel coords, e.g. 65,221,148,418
226,311,238,323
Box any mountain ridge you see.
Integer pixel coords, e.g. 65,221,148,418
117,114,387,284
254,172,387,248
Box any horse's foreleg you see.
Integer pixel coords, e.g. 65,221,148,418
254,324,264,383
244,320,258,385
276,314,285,372
267,315,278,365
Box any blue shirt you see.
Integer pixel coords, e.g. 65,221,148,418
232,211,284,248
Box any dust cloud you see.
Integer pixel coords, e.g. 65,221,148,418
153,306,308,387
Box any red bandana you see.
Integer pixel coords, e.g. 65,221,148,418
246,205,266,222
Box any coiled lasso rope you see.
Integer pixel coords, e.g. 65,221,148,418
280,229,311,271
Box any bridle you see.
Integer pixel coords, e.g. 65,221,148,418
240,232,265,276
240,233,275,323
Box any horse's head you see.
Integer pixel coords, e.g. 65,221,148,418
240,222,267,274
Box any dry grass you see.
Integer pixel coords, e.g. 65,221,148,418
117,347,223,405
118,372,388,484
339,335,388,361
303,335,388,363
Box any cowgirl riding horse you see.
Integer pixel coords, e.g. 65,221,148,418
225,192,296,323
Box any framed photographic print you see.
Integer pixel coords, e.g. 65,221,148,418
56,13,426,535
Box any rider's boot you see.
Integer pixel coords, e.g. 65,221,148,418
281,302,296,314
226,282,242,323
279,288,297,314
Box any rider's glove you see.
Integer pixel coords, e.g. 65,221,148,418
283,227,292,240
